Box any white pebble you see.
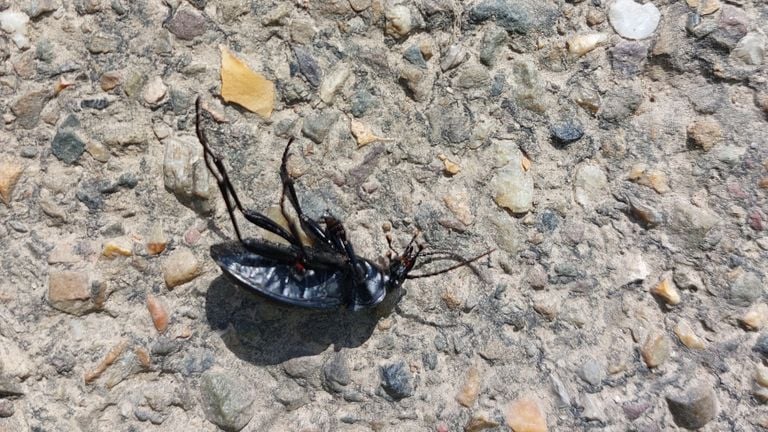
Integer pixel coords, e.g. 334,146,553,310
0,10,29,35
608,0,660,40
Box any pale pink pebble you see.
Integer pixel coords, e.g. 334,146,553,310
184,227,201,245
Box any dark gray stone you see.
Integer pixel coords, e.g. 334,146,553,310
490,73,506,97
380,361,413,400
729,271,762,306
323,352,351,392
550,120,584,145
403,45,427,68
23,0,58,18
50,352,76,375
480,26,508,66
0,376,23,397
166,8,207,40
302,111,339,143
666,384,718,430
599,86,642,124
52,130,86,164
422,351,437,370
200,371,255,431
468,0,532,34
351,90,375,117
81,98,110,110
753,333,768,358
610,41,648,77
293,46,322,87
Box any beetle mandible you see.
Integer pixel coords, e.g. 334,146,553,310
195,98,491,311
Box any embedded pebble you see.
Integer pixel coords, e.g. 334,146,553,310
480,26,508,66
380,361,413,400
573,164,608,209
162,248,201,288
650,275,681,305
51,130,86,164
455,365,482,407
0,159,23,206
465,411,499,432
608,0,660,40
550,120,584,145
142,76,168,106
440,44,468,72
740,304,768,331
732,32,766,66
611,41,648,77
102,237,133,258
302,111,339,143
47,270,96,316
165,7,207,40
687,118,722,151
666,383,719,430
319,62,350,104
0,399,13,418
504,397,547,432
729,270,763,307
674,320,706,349
11,90,49,130
147,224,167,255
641,331,670,368
147,294,169,333
578,358,605,387
384,3,413,38
200,371,255,431
100,70,122,91
492,146,533,214
628,164,670,194
566,33,607,57
0,10,30,48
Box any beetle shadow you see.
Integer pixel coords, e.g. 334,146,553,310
204,275,380,365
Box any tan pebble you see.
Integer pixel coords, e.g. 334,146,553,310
85,140,110,162
628,164,670,194
521,156,532,172
146,294,169,333
84,340,127,383
456,366,482,407
740,303,768,331
441,290,462,310
755,364,768,388
641,331,670,368
566,33,608,57
686,0,700,7
377,318,393,330
505,397,548,432
175,326,192,339
135,347,151,369
163,248,201,288
533,299,558,321
102,237,133,258
48,271,93,315
699,0,720,15
443,191,474,225
465,411,499,431
0,159,24,206
142,76,167,105
438,154,461,175
146,224,167,255
674,320,706,349
100,70,122,91
759,178,768,189
650,276,681,305
586,9,605,26
419,40,433,60
687,118,722,151
220,46,275,119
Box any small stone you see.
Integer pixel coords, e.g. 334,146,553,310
567,33,608,57
456,365,482,407
740,304,768,331
443,190,473,225
323,352,351,392
384,3,413,38
732,32,766,66
622,401,650,421
102,237,133,258
580,393,606,422
468,0,537,34
165,7,206,40
350,90,374,117
293,46,322,87
666,383,719,430
573,164,608,210
480,26,508,66
87,31,119,54
550,120,584,145
319,62,351,104
699,0,720,15
465,411,499,432
11,90,48,130
453,61,491,89
86,140,110,163
608,0,660,40
0,159,24,206
403,44,427,68
578,358,605,387
399,64,432,102
200,371,255,431
627,164,670,194
147,293,169,333
24,0,58,18
586,8,605,26
163,137,213,214
610,41,648,77
47,270,94,315
142,76,167,106
650,275,681,305
755,364,768,388
0,399,13,418
440,44,468,72
571,86,601,114
729,270,763,307
380,360,413,400
687,118,722,151
163,248,201,288
674,320,706,349
51,130,86,164
504,397,547,432
302,111,339,143
492,147,533,214
147,224,167,255
641,331,670,368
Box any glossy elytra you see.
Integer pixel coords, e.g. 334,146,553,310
195,97,491,311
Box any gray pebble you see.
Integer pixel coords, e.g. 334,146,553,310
578,357,605,387
87,31,120,54
490,73,505,97
403,45,427,69
753,333,768,358
20,146,38,158
468,0,532,34
51,130,86,164
200,371,255,431
480,26,508,66
610,41,648,77
302,111,339,143
729,271,763,306
622,401,649,420
293,46,322,87
165,8,207,40
134,407,167,425
323,352,351,392
8,220,28,233
380,360,414,400
550,120,584,145
453,62,491,89
665,383,719,430
422,351,437,370
351,90,375,117
273,379,310,411
0,376,24,397
24,0,58,18
0,399,13,418
599,86,642,124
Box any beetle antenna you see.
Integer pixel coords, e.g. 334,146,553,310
405,249,494,279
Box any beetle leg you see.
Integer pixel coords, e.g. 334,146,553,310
195,97,298,246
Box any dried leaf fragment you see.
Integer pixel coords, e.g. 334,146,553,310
220,46,275,118
350,118,390,147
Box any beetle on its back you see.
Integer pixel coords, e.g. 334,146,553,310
195,97,490,311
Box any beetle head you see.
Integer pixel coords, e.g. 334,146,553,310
386,242,422,290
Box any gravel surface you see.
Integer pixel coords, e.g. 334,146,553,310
1,0,768,431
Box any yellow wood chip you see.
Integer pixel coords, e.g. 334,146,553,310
220,46,275,118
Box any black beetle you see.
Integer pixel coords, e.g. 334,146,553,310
195,98,490,311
